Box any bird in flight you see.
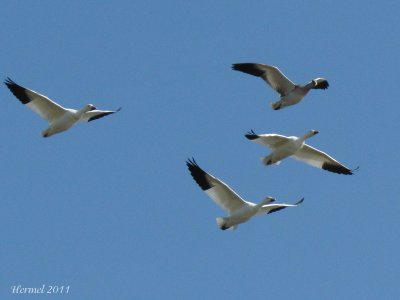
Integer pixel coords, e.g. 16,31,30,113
186,158,304,230
4,77,121,137
232,63,329,110
245,129,355,175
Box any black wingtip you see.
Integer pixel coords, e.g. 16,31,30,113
322,162,354,175
4,77,31,104
87,107,121,122
186,158,212,191
267,197,304,215
232,63,265,77
232,63,245,71
295,197,305,205
88,112,113,122
267,207,285,214
4,77,14,86
4,77,18,90
186,157,198,169
245,129,258,140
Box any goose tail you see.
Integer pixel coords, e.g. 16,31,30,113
216,217,226,230
270,101,282,110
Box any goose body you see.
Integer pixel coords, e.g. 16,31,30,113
4,78,121,137
186,158,303,230
245,130,354,175
232,63,329,110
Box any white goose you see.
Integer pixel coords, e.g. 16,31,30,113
232,63,329,110
186,158,304,230
245,130,355,175
4,78,121,137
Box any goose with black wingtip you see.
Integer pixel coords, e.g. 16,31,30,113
4,77,121,137
232,63,329,110
186,158,304,230
245,129,355,175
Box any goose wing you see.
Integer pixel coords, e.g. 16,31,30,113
245,130,289,150
4,77,66,122
81,107,121,122
293,144,353,175
232,63,296,96
186,159,247,214
260,197,304,214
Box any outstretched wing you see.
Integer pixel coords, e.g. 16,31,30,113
4,77,66,122
260,197,304,215
232,63,295,96
186,158,247,214
245,130,289,150
81,107,122,122
293,145,354,175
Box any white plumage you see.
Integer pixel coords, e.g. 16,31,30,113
186,158,304,230
232,63,329,110
245,129,355,175
4,78,121,137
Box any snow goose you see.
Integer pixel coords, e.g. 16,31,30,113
245,130,355,175
4,78,121,137
232,63,329,110
186,158,304,230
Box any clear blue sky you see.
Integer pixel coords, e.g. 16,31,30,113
1,1,399,299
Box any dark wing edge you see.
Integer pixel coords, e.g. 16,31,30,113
294,197,305,206
267,197,304,214
245,129,259,140
232,63,265,77
321,162,355,175
4,77,31,104
186,158,212,191
88,107,122,122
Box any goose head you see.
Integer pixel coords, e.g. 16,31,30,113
84,104,97,112
311,78,329,90
304,78,329,90
77,104,97,116
302,129,319,140
261,196,275,205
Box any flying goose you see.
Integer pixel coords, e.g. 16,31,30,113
232,63,329,110
186,158,304,230
245,130,354,175
4,78,121,137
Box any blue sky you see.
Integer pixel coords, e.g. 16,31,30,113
1,1,400,299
